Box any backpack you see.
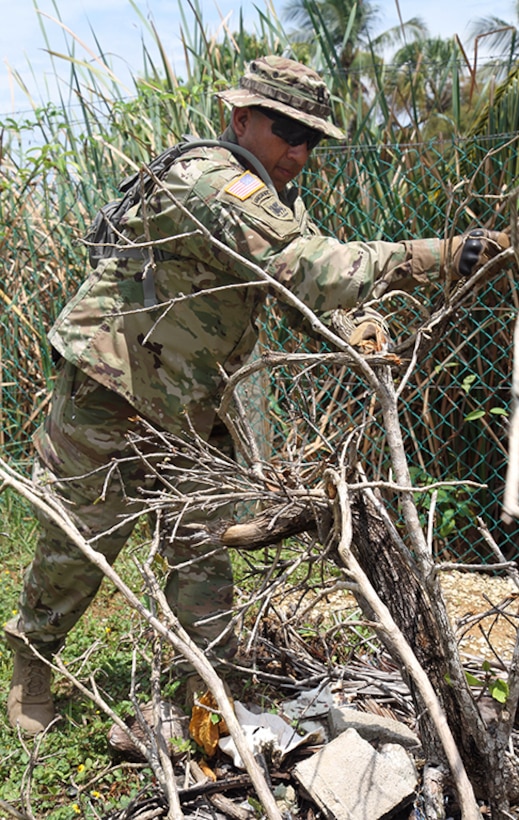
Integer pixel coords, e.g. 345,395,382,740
83,138,275,273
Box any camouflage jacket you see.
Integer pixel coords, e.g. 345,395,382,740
49,128,441,435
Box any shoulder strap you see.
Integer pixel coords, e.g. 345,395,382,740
84,138,277,306
177,138,276,193
117,137,275,197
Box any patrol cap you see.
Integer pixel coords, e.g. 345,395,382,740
217,55,345,141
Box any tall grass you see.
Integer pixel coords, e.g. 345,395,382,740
1,0,518,560
0,1,291,464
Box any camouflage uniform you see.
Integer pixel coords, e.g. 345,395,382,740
12,363,236,662
7,56,443,667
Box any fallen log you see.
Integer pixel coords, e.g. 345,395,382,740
216,489,519,809
220,500,326,549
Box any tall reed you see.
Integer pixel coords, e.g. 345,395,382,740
1,0,518,560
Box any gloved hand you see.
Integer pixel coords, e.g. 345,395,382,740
327,307,392,353
440,229,510,279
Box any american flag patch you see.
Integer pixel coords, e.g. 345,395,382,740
224,172,266,200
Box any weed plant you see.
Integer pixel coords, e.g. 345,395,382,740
0,490,153,817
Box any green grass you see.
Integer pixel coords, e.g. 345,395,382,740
0,485,369,818
0,490,159,818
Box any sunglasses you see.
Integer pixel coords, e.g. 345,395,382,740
259,108,323,151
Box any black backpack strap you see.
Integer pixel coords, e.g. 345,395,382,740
85,138,277,307
117,138,275,197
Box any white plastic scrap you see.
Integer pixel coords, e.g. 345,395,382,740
219,701,320,769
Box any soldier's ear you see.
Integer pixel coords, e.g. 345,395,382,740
232,106,254,137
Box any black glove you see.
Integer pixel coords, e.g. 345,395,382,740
441,229,510,279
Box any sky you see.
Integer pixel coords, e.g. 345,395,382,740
0,0,516,118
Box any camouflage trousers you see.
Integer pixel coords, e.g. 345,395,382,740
12,360,237,664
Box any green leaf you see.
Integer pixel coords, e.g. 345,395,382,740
152,553,169,573
465,671,484,687
461,373,477,393
439,518,456,538
489,678,509,704
489,407,509,417
464,409,486,421
434,362,458,375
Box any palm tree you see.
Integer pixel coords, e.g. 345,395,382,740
462,1,519,146
283,0,377,73
280,0,429,141
282,0,427,75
468,0,519,80
383,37,469,138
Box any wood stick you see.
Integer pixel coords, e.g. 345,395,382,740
502,313,519,522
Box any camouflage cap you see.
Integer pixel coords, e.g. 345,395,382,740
217,55,345,140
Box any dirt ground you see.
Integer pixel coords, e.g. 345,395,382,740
289,569,519,669
440,569,519,664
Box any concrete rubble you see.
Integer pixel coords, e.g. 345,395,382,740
328,704,420,750
222,685,421,819
289,694,420,819
294,727,419,820
109,683,422,819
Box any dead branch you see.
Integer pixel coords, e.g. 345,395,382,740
423,765,446,820
0,801,30,820
0,456,283,820
325,464,483,820
221,500,322,548
188,761,251,820
150,634,183,820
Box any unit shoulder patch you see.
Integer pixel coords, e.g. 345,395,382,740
249,188,294,220
224,172,266,201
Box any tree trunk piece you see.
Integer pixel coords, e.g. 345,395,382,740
348,492,519,814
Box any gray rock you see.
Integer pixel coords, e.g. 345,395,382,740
328,705,420,749
294,727,417,820
379,742,419,786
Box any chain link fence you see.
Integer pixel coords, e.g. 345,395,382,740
2,133,518,560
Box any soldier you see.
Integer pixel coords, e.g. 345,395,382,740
4,55,509,734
